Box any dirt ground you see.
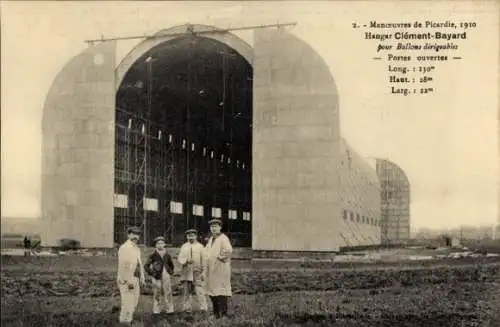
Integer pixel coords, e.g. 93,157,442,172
2,252,499,273
2,256,500,326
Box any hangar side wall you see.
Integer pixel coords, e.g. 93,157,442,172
41,42,116,248
337,140,381,247
252,137,381,251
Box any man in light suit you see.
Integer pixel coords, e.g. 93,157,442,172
117,226,145,326
178,228,208,314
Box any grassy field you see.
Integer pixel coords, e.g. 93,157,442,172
2,256,500,326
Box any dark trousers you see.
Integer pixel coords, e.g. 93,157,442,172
209,296,228,318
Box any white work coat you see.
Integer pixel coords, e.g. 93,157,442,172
204,233,233,296
117,240,145,284
178,241,205,282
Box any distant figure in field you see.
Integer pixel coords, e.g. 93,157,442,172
144,236,175,317
178,229,208,314
205,219,233,319
23,236,31,256
117,226,145,326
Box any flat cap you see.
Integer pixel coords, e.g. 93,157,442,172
152,236,166,245
208,219,222,226
185,229,198,235
127,226,141,234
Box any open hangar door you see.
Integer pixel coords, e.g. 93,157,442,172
114,32,253,247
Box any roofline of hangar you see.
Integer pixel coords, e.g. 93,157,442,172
340,138,381,188
115,24,254,91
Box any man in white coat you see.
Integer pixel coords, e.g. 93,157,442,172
178,229,208,314
117,226,146,326
205,219,233,318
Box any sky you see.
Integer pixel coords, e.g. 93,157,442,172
1,1,499,231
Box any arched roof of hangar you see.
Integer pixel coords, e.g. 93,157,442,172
115,23,254,90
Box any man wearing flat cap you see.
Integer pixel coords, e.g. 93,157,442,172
178,228,208,313
117,226,146,325
144,236,175,316
205,219,233,318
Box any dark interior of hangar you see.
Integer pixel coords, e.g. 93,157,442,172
114,35,253,246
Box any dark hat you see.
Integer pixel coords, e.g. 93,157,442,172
185,229,198,235
152,236,166,245
127,226,141,234
208,219,222,226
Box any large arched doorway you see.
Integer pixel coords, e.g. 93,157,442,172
113,33,253,246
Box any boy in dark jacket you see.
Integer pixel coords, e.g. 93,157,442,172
144,236,175,315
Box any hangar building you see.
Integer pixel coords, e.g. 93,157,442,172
374,159,411,244
41,24,381,252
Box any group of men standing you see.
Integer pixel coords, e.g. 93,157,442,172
116,218,233,326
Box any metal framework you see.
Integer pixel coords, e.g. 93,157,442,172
113,35,252,247
376,160,411,245
115,107,179,246
85,22,297,44
114,113,252,246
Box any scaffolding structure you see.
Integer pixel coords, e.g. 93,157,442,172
376,160,411,245
114,114,252,246
113,38,252,247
